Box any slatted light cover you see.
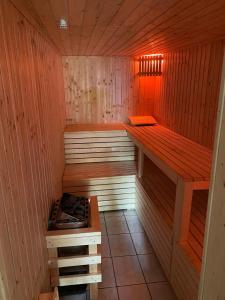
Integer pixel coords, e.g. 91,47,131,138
139,54,163,76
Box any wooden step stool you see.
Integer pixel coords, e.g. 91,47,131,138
46,197,101,300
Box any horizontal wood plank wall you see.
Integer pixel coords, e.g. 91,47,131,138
0,1,65,300
64,130,135,164
62,56,155,124
154,41,224,149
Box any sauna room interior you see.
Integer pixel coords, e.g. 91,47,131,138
1,0,225,300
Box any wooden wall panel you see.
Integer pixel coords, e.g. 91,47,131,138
63,56,155,124
0,1,65,299
154,41,224,149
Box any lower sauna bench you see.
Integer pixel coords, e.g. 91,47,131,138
63,161,136,211
63,124,136,211
136,155,176,278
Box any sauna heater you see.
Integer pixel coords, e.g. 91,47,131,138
49,193,89,230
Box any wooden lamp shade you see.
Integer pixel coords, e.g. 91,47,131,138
139,55,163,76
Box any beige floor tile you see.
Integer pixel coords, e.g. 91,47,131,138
99,258,116,288
131,232,153,254
138,254,167,283
113,256,145,286
104,210,124,218
98,287,119,300
109,234,136,257
125,215,144,233
105,216,129,234
101,235,111,258
124,209,137,216
148,282,177,300
118,284,152,300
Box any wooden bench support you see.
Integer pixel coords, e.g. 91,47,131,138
88,245,98,300
174,179,193,243
138,149,144,178
39,287,59,300
48,248,59,288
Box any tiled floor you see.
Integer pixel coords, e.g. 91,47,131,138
60,210,177,300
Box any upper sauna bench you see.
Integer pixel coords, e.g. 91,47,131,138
65,123,127,132
125,124,212,187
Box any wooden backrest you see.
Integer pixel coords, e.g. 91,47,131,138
64,130,135,164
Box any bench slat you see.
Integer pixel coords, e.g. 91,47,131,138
126,124,212,182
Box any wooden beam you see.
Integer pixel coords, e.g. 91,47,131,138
138,149,144,178
39,287,59,300
173,179,193,243
48,249,59,288
58,273,101,287
48,254,101,269
89,245,99,300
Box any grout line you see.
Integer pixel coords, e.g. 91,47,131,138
99,282,153,289
103,211,120,300
123,212,153,299
102,209,168,299
146,283,153,300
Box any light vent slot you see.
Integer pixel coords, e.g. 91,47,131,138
139,55,163,76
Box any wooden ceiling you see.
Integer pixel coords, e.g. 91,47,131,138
23,0,225,55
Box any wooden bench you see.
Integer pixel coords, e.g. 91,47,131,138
63,124,136,211
125,124,212,300
64,123,135,164
62,122,210,300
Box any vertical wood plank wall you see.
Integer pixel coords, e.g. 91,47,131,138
62,56,155,124
0,1,65,300
62,42,223,149
154,41,224,149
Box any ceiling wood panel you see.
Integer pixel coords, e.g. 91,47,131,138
117,0,213,55
84,0,124,55
49,0,72,54
22,0,225,55
90,0,142,55
67,0,86,54
127,0,225,55
103,0,180,55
